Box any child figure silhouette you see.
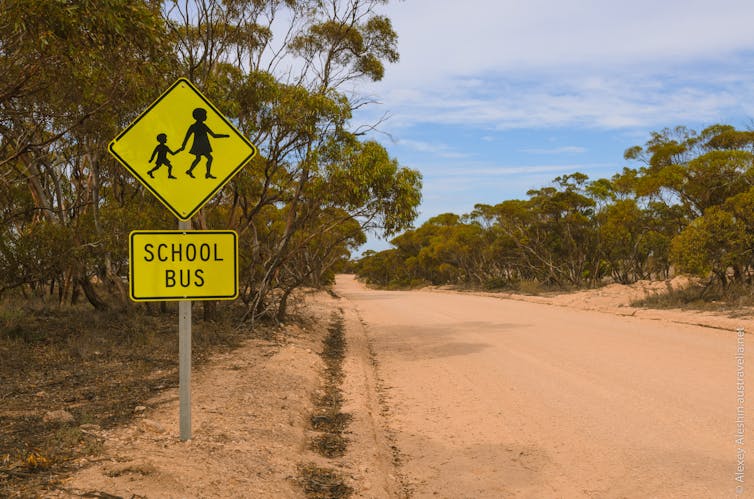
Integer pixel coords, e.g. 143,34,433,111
179,107,229,179
147,133,178,179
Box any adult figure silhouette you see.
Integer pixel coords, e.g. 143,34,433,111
179,107,228,179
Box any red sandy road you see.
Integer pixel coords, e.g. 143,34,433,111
335,275,754,498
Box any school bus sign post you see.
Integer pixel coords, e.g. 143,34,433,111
109,78,257,442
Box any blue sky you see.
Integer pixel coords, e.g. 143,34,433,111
350,0,754,252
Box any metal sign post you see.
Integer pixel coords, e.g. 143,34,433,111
178,220,192,441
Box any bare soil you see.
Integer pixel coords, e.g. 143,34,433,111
335,274,754,498
47,321,321,498
0,302,250,496
4,277,753,498
0,290,399,498
430,275,753,331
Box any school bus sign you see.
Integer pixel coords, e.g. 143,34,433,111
129,230,238,301
109,78,257,220
111,78,252,440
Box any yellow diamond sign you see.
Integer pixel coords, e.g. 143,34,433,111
109,78,257,220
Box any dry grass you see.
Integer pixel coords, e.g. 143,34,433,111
299,311,353,497
309,311,350,458
631,280,754,312
297,463,353,499
0,298,257,496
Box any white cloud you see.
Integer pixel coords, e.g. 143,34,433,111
431,164,602,177
360,69,751,130
396,138,470,158
384,0,754,83
353,1,754,132
522,146,587,154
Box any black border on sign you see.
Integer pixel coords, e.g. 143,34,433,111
129,230,239,302
109,78,257,221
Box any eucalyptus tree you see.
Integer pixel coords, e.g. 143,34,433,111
0,0,173,307
625,124,754,286
161,0,420,321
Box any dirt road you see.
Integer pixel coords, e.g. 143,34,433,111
335,275,754,498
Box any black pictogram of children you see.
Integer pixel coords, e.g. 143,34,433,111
147,133,178,179
180,107,229,179
148,107,229,180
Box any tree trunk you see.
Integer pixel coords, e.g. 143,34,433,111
104,254,129,309
203,300,217,321
78,276,109,311
70,281,81,305
276,287,293,323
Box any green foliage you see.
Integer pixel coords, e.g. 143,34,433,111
670,207,751,283
357,124,754,292
289,11,398,84
0,0,421,322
